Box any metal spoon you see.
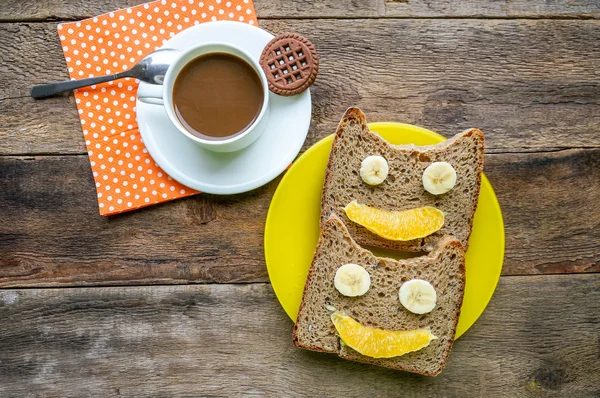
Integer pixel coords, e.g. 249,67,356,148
30,48,181,99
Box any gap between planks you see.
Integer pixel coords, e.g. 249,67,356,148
0,273,597,292
2,147,599,158
1,16,600,24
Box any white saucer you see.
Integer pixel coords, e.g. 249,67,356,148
136,21,311,194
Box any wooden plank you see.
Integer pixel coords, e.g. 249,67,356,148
0,275,598,396
0,0,383,21
2,19,600,155
0,96,82,155
486,149,600,275
1,149,598,287
384,0,600,19
1,0,599,20
0,155,273,286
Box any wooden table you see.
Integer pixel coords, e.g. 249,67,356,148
1,0,599,396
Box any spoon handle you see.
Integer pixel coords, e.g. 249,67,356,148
30,72,128,99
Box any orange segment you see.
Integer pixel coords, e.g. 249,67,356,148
331,312,437,358
344,200,444,241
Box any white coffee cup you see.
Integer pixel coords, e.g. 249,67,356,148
138,42,270,153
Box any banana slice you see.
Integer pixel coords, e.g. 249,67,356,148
422,161,457,195
399,279,437,314
334,264,371,297
360,155,389,186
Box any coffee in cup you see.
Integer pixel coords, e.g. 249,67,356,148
172,53,264,140
137,42,270,153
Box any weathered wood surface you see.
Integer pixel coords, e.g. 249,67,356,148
1,0,599,395
1,149,598,287
1,0,599,21
1,154,273,286
0,275,598,397
2,19,600,155
486,149,600,275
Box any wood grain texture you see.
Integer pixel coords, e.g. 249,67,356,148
384,0,600,19
0,275,598,397
0,0,382,21
2,19,600,155
0,155,274,286
1,149,598,287
1,1,597,394
1,0,599,20
486,149,600,275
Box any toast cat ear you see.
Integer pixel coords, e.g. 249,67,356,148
334,107,369,138
325,212,342,223
323,213,351,236
342,107,367,124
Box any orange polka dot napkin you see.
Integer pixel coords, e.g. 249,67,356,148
57,0,258,216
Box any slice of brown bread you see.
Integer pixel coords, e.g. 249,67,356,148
321,107,484,252
293,214,466,376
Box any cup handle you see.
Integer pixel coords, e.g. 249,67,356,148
138,83,164,105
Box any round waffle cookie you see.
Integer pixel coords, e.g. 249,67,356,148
259,33,318,96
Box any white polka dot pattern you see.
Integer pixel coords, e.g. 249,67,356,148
57,0,258,215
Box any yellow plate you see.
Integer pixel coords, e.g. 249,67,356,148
264,123,504,338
